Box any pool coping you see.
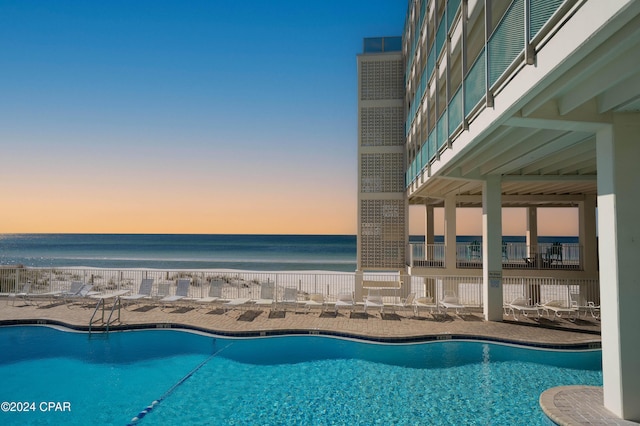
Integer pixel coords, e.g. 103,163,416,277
0,318,602,350
540,386,640,425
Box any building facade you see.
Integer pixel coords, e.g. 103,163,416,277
359,0,640,421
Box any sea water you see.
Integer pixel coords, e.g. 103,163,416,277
0,234,578,272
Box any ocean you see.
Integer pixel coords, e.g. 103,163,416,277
0,234,578,272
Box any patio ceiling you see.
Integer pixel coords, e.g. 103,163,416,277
410,3,640,208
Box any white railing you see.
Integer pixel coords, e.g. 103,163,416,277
1,267,599,311
408,243,445,268
409,243,583,270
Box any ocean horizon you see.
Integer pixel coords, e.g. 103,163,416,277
0,233,579,272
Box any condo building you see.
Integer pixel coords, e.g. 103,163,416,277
357,0,640,421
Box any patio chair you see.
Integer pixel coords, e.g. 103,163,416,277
254,281,275,309
223,298,251,312
545,242,563,264
334,292,354,313
8,281,31,306
63,283,97,307
276,287,298,312
413,294,437,316
438,294,468,315
121,278,155,308
190,279,225,307
159,278,191,309
587,301,600,320
536,299,577,321
363,289,384,314
503,297,539,321
303,293,325,313
389,292,416,315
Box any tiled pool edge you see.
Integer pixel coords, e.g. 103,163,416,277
540,386,639,425
0,318,601,350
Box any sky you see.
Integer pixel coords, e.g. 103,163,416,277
0,1,577,236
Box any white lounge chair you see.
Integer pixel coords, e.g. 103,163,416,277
303,293,325,313
363,289,384,314
63,283,97,307
438,294,468,315
536,299,577,321
389,292,416,315
334,292,354,313
159,278,191,308
223,298,251,312
190,280,225,306
413,295,437,316
503,297,539,321
587,302,600,320
277,287,298,312
254,281,275,308
8,281,31,306
121,278,154,308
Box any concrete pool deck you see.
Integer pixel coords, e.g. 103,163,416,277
2,297,635,425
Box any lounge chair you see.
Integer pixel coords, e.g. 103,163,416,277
587,301,600,320
223,298,251,312
503,297,539,321
303,293,325,313
190,280,225,306
121,278,155,308
363,289,384,314
63,283,97,307
277,287,298,312
159,279,191,309
536,299,577,321
413,294,437,316
389,292,415,315
334,292,354,313
438,294,468,315
8,281,31,306
254,281,275,308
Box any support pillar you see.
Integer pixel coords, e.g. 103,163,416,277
444,196,457,270
579,196,598,275
425,204,435,245
596,114,640,421
526,207,538,258
425,204,435,262
482,175,503,321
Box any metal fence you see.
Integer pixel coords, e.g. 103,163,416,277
1,267,599,310
409,242,583,271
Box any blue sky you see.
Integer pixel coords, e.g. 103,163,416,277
0,0,407,234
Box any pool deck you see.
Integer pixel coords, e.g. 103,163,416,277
3,297,635,425
0,296,600,346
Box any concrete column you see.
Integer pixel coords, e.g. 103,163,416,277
425,204,435,245
596,114,640,421
579,196,598,276
482,175,503,321
526,206,538,258
444,196,457,269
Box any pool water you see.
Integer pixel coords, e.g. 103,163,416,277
0,326,602,425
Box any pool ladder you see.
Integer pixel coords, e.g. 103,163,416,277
89,296,122,336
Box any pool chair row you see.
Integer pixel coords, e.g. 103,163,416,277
503,297,600,322
7,280,131,308
311,290,471,317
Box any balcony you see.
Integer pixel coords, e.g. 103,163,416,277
409,242,583,271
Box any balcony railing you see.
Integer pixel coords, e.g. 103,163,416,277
409,242,583,270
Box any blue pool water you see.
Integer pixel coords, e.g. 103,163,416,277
0,326,601,425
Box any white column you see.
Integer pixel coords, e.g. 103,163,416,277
483,175,503,321
578,196,598,275
425,204,435,245
444,196,457,270
596,114,640,421
526,207,538,258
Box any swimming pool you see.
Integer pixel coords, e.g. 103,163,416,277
0,326,601,425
